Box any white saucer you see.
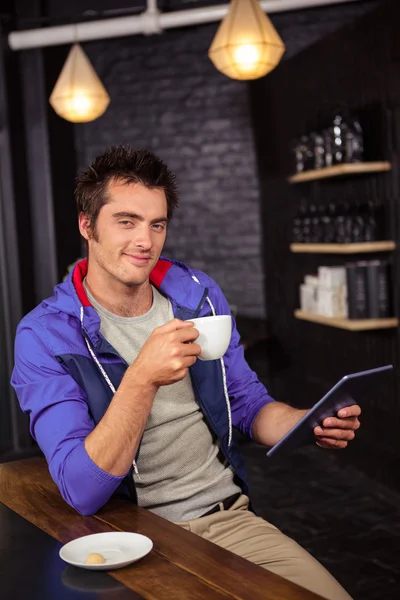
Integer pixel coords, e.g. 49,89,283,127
59,531,153,570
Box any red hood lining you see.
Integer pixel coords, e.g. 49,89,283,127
72,258,173,307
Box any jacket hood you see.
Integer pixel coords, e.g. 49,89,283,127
42,257,208,336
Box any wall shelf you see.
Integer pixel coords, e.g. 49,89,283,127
294,310,398,331
290,241,396,254
288,161,391,183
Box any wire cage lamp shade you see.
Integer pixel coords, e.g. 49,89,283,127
208,0,285,81
49,43,110,123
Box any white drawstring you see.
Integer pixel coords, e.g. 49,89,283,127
80,307,140,478
191,276,233,447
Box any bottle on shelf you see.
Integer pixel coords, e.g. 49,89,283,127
292,206,304,243
321,203,336,243
361,201,377,242
309,203,323,243
366,260,391,318
316,204,328,243
301,202,312,243
346,262,369,319
291,139,306,174
345,115,364,163
373,200,385,240
346,259,393,319
323,128,333,168
292,199,387,246
303,135,314,171
290,108,366,174
311,131,325,170
350,200,365,243
334,202,350,243
331,112,347,165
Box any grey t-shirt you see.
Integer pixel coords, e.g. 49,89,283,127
84,282,241,522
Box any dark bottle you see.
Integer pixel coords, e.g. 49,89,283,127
316,204,326,243
346,262,369,319
301,202,312,243
323,129,333,168
331,113,348,164
311,132,325,170
373,201,385,240
309,204,318,242
342,201,353,243
366,260,391,318
345,115,364,163
301,134,314,171
293,135,311,173
351,200,365,243
321,203,335,243
291,138,305,174
292,206,304,243
363,201,378,241
334,202,348,243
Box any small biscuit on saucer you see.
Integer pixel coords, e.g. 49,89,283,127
85,552,105,564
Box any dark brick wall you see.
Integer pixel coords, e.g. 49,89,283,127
73,0,379,317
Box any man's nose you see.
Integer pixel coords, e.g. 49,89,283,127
134,225,152,250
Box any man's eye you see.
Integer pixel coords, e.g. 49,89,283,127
153,223,166,231
119,220,132,226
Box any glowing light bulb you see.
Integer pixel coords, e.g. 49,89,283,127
67,92,92,119
234,44,260,71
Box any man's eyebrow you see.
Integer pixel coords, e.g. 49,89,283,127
112,212,168,224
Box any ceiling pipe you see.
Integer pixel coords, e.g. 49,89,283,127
8,0,365,51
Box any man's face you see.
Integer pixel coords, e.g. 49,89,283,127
79,180,168,288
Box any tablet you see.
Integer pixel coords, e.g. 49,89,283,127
266,364,393,458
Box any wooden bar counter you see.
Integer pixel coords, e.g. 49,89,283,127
0,458,323,599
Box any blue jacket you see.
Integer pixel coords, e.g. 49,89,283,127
11,258,275,515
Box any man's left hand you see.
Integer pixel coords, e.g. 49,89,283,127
313,405,361,449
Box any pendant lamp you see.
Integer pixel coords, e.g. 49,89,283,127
49,43,110,123
208,0,285,81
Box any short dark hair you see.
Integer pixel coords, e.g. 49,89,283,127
75,146,178,245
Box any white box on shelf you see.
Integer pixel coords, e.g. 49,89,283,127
300,284,318,314
317,288,338,317
340,285,348,318
304,275,319,288
317,285,348,318
318,266,346,289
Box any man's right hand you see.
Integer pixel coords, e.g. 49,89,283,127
86,319,200,477
131,318,201,387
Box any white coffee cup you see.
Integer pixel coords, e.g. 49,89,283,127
188,315,232,361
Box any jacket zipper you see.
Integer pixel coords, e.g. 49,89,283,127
189,369,232,469
81,326,141,479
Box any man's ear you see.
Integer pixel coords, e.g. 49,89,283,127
78,213,91,241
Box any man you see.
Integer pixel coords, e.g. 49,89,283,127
12,146,359,600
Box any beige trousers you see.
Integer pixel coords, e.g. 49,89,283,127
176,495,352,600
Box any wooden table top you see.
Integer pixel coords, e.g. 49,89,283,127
0,502,142,599
0,458,323,600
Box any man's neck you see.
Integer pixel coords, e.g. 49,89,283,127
84,273,153,318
